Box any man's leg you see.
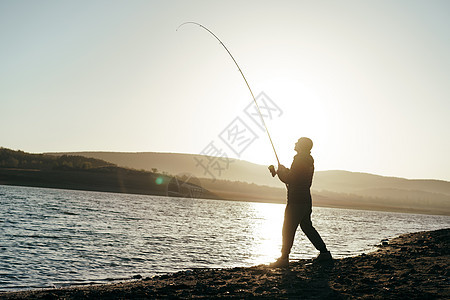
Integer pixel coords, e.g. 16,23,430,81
299,212,327,253
281,206,301,258
270,205,300,267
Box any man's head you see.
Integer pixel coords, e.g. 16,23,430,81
295,137,313,153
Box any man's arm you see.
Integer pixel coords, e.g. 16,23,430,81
277,156,312,185
269,156,308,184
277,164,295,184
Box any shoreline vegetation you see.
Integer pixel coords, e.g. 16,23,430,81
2,228,449,299
1,147,449,216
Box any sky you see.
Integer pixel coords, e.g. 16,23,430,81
1,0,449,181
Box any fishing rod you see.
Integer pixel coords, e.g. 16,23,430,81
177,22,281,166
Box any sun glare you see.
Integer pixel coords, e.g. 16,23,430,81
239,75,333,166
246,203,284,265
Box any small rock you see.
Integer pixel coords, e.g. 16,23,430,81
428,264,442,274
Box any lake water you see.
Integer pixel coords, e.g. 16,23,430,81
1,185,449,291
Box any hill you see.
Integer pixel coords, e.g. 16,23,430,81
47,151,279,186
48,151,450,215
0,148,215,199
1,148,448,215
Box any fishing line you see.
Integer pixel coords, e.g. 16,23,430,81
177,22,280,165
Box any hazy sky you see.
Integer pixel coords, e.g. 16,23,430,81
1,0,449,181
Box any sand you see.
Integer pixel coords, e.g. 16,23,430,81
2,228,449,299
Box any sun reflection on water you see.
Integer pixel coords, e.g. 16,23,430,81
246,202,284,265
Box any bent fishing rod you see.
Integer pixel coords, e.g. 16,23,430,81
177,22,280,166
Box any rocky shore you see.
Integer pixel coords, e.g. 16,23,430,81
2,228,449,299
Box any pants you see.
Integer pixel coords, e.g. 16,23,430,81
281,203,327,257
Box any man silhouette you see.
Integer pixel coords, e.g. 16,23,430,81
269,137,331,267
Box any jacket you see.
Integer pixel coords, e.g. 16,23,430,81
277,152,314,205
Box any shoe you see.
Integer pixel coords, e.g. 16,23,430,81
314,251,333,262
269,257,289,268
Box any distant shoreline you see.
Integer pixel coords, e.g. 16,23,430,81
1,167,448,216
2,228,449,299
0,168,167,196
2,147,449,216
0,168,219,200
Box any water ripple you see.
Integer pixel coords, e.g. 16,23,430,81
0,185,449,291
